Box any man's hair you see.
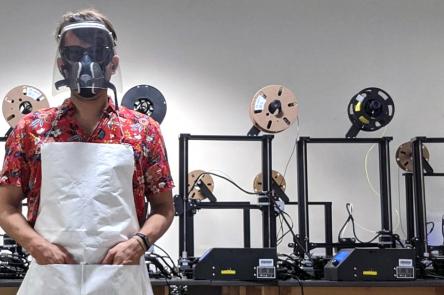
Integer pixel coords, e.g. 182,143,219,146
55,9,117,47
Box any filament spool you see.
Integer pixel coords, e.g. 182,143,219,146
188,170,214,200
249,85,298,134
253,170,286,193
2,85,49,128
121,84,167,124
396,141,430,172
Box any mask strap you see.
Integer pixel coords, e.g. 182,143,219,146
106,81,119,110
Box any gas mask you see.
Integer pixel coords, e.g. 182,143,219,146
54,22,118,101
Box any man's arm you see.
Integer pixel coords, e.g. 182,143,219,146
0,185,75,264
140,190,175,243
101,190,174,265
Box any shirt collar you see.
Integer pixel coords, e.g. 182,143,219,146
59,97,118,118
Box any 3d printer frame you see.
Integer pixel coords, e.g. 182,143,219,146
177,134,276,258
296,136,394,257
405,137,444,257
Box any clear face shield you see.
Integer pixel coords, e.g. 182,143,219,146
52,22,122,104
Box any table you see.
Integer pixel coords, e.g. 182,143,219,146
2,279,444,294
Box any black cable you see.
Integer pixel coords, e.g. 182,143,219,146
337,208,353,241
295,276,304,295
153,243,178,274
338,203,381,244
185,171,314,271
187,172,263,197
0,252,28,278
351,223,380,244
165,278,187,295
158,254,181,278
277,256,305,294
423,259,433,268
394,236,405,248
278,253,297,261
424,271,444,280
442,215,444,241
277,210,294,246
166,283,187,295
279,214,284,238
272,199,311,258
427,221,435,236
187,171,303,251
147,252,176,278
280,212,294,242
277,228,292,245
277,227,292,246
164,277,172,294
276,214,284,245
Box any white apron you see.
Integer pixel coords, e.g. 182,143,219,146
18,142,153,295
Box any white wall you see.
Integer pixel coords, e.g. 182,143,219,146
1,0,444,259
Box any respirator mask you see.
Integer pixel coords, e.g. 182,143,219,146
53,22,121,104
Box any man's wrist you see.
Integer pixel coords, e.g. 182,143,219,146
133,232,150,250
131,235,147,252
26,235,48,256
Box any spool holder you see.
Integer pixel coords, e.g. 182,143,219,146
195,180,217,202
271,179,289,203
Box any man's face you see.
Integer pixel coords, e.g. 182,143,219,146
58,30,119,80
56,29,120,100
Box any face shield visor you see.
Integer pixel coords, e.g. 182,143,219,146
52,22,122,104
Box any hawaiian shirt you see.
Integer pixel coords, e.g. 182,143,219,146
0,98,174,226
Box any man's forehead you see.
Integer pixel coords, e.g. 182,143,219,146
62,31,91,47
60,29,113,49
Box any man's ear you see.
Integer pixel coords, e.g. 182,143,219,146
56,57,64,72
110,55,119,73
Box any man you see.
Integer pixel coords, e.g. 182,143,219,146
0,9,174,294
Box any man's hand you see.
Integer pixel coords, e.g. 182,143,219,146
100,238,145,265
29,240,77,265
99,189,175,266
0,185,76,265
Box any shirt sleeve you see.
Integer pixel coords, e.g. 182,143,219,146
143,119,174,197
0,119,30,195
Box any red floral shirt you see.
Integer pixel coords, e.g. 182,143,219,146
0,98,174,226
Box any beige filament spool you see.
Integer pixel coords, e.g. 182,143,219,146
396,141,430,172
2,85,49,128
188,170,214,200
249,85,298,133
253,170,286,193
